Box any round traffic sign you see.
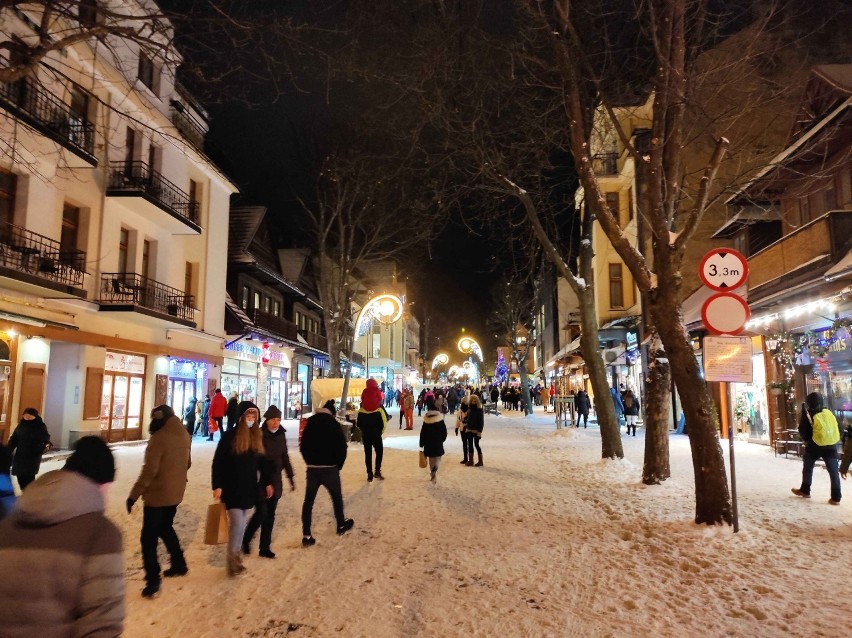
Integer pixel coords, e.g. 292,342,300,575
699,248,748,291
701,293,750,335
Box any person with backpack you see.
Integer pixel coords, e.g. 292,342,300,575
792,392,841,505
623,390,640,436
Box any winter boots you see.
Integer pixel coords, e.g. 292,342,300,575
475,452,483,467
460,455,469,465
226,551,246,577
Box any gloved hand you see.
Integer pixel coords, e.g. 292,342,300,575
455,427,459,436
289,477,296,491
125,497,136,514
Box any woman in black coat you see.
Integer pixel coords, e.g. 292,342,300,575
8,408,51,490
575,391,591,429
212,401,271,576
419,397,448,482
464,395,485,467
225,393,239,431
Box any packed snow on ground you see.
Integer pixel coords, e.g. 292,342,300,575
38,409,852,637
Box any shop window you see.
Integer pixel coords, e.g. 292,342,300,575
241,285,249,310
609,263,624,309
100,352,146,443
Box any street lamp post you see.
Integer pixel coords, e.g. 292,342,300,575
341,293,403,407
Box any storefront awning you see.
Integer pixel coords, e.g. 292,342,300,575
551,336,581,361
825,249,852,282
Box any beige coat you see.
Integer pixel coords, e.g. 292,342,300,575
129,416,191,507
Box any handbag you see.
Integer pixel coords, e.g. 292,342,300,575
208,416,218,433
418,450,427,468
204,502,229,545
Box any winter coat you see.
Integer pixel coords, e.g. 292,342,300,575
357,407,388,440
201,397,211,423
622,393,640,417
840,427,852,475
300,408,348,470
209,392,228,419
226,397,240,429
575,392,591,415
260,423,294,499
8,416,51,478
465,405,485,436
0,470,124,637
402,392,415,411
419,411,448,457
211,429,270,510
447,387,459,404
183,399,197,427
799,406,840,456
490,387,500,403
129,416,191,507
435,395,448,413
610,388,625,415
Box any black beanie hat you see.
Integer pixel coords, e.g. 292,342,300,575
323,399,337,416
151,404,175,421
23,407,39,418
64,436,115,484
263,405,282,420
237,401,260,420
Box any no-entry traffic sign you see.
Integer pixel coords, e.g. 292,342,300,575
699,248,749,291
701,292,751,335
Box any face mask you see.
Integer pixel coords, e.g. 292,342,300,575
245,419,256,427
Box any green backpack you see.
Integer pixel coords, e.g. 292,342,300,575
811,409,840,446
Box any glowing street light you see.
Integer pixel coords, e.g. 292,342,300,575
457,335,483,361
431,353,449,369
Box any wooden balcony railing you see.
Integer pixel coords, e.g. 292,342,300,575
748,210,852,289
0,77,95,159
251,309,328,352
99,273,194,321
0,220,86,288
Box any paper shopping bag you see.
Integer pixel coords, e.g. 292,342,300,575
419,450,427,468
204,502,229,545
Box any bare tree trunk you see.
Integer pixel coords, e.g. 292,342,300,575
642,332,671,484
648,287,731,524
579,287,623,458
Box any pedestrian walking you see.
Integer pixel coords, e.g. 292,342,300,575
465,394,485,466
200,395,211,438
225,391,239,431
209,388,228,439
0,440,15,521
299,400,354,547
242,405,295,559
575,390,591,428
792,392,842,504
623,390,641,436
840,422,852,479
183,396,197,437
0,436,123,637
420,397,448,483
357,378,387,482
211,401,271,577
126,404,192,598
458,390,471,464
447,385,459,414
7,407,52,491
610,387,625,425
403,387,415,430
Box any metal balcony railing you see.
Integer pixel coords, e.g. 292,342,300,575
0,220,86,288
592,152,619,176
0,77,95,158
170,101,206,149
107,161,199,224
99,272,194,321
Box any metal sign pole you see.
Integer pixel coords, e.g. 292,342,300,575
728,407,739,533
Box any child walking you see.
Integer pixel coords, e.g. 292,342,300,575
420,397,448,483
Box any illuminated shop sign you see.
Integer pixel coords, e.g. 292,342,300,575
225,341,290,367
626,329,640,364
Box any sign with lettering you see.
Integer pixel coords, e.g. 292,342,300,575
703,336,754,383
699,248,749,291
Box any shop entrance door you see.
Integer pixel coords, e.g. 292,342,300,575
169,379,196,419
100,373,144,442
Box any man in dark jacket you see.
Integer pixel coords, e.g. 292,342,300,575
299,400,353,546
8,407,52,490
225,392,239,431
182,397,197,437
200,395,211,438
242,405,295,559
127,405,192,598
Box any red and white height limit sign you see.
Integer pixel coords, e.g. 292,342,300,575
699,248,750,335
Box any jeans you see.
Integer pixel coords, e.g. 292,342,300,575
141,505,185,585
227,508,251,554
362,435,383,478
801,446,842,502
244,495,279,552
301,467,345,536
577,412,588,428
462,432,481,459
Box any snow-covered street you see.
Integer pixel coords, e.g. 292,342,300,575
40,409,852,637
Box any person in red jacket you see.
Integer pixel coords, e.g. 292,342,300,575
208,388,228,440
